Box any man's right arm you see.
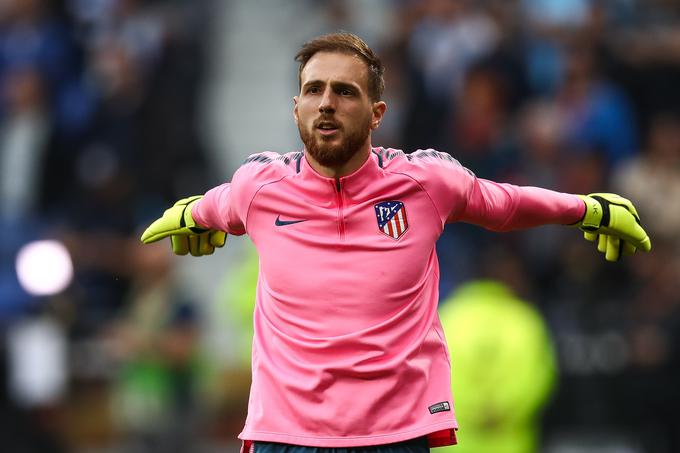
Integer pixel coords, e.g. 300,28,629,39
140,162,252,256
140,151,295,256
192,182,246,236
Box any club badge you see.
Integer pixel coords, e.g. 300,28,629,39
374,201,409,240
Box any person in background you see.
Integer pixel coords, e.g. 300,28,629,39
438,246,557,453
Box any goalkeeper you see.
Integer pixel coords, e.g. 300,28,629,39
141,33,650,453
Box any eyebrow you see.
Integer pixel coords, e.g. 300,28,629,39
302,80,362,92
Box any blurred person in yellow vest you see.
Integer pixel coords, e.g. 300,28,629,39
438,255,557,453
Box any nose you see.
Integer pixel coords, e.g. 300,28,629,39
318,87,336,114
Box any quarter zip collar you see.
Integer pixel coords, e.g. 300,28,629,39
299,148,384,202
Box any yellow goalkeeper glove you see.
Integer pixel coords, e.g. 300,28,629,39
577,193,651,262
140,196,227,256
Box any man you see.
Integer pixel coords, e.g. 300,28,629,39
141,33,650,452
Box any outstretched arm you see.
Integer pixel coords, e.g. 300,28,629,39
383,148,651,262
139,152,282,256
455,179,586,230
456,179,651,262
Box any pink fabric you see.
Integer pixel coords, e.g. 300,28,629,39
193,148,584,448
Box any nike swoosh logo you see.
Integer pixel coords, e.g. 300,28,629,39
275,215,307,226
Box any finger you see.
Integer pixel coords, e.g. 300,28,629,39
605,235,621,262
609,206,652,251
211,231,227,248
583,231,598,242
141,217,173,243
623,241,636,257
198,232,214,255
171,235,189,255
597,234,607,253
635,234,651,252
189,235,200,256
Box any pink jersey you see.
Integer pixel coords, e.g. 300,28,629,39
193,147,585,448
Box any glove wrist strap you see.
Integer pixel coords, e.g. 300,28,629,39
177,195,203,231
578,195,604,231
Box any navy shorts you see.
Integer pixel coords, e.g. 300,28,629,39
249,437,430,453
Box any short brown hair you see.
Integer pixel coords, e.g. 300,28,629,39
295,32,385,101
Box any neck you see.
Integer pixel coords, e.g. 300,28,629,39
305,143,372,178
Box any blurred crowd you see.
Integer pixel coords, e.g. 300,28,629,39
0,0,678,452
0,0,216,451
376,1,680,452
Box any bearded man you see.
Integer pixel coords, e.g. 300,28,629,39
141,33,650,453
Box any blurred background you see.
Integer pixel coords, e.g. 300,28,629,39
0,0,678,452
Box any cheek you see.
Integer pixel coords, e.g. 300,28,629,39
354,108,373,129
297,103,316,124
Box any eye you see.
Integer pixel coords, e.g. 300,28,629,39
307,86,321,94
340,88,354,96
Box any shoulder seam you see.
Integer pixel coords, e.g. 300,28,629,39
410,149,469,170
384,169,445,228
243,173,295,232
241,151,303,169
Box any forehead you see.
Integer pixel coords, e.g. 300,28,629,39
300,51,369,90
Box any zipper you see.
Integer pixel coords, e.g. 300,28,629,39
334,178,346,240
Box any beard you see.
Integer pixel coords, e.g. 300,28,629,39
299,114,371,168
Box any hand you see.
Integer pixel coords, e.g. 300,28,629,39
140,196,227,256
577,193,651,261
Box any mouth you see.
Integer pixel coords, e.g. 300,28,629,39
315,120,340,136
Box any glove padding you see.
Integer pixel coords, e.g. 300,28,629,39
140,196,227,256
576,193,651,262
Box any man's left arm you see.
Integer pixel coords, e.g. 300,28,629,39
457,179,651,261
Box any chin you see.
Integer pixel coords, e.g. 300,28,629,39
300,123,370,168
309,144,356,167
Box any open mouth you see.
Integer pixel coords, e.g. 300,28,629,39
316,121,340,136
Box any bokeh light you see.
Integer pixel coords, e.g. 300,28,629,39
15,240,74,296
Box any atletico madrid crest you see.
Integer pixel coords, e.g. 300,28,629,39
374,201,409,240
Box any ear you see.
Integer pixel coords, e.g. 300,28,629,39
293,96,300,125
370,101,387,130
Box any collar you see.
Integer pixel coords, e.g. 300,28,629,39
298,148,385,201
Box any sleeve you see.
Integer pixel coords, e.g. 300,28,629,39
456,179,586,231
402,149,585,231
190,164,256,236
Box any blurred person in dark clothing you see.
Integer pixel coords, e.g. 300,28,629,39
612,112,680,248
0,0,89,322
540,237,680,453
555,40,638,169
0,66,53,320
39,1,215,335
0,0,89,225
107,243,202,453
398,0,500,152
625,241,680,452
520,0,591,95
449,64,517,180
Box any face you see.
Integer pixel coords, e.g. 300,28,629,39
294,51,385,169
